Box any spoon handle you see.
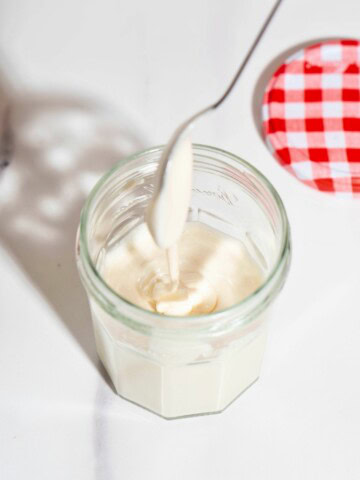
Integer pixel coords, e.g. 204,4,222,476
212,0,283,110
176,0,283,135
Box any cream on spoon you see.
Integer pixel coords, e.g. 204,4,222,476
146,134,193,287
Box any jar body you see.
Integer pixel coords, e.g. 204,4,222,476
91,300,268,418
76,145,290,418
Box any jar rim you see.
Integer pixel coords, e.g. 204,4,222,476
77,144,291,335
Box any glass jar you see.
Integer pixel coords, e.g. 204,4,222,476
76,145,291,419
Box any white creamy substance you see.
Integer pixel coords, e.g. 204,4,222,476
146,135,193,251
146,134,194,288
101,222,264,316
92,139,269,417
95,221,268,417
91,304,268,418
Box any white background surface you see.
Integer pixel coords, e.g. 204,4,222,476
1,0,360,479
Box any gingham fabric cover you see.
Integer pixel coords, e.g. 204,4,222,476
262,40,360,197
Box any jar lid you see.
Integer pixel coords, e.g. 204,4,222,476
262,39,360,197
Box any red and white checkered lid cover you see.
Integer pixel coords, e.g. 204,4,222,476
262,39,360,197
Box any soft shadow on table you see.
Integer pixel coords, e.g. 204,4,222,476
0,86,146,376
251,37,339,139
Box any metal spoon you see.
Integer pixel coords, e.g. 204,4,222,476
147,0,282,251
159,0,282,165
